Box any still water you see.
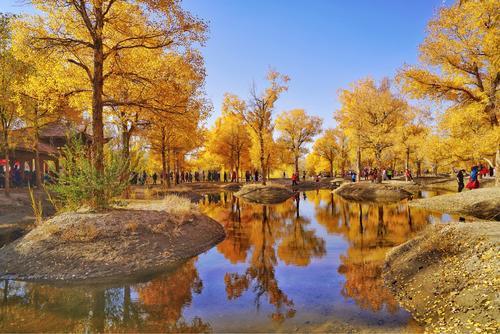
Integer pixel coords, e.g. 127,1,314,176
0,190,457,332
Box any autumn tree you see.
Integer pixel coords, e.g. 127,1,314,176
396,106,429,177
109,50,206,177
337,78,408,182
206,110,251,181
398,0,500,184
225,70,289,185
312,128,341,177
0,13,26,195
275,109,322,174
11,30,75,186
23,0,207,206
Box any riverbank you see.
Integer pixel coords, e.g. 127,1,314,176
409,187,500,220
0,196,225,282
382,221,499,333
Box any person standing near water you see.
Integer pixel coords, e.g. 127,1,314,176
466,165,480,189
456,169,464,192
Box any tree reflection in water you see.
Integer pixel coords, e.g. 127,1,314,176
0,190,444,331
0,259,209,333
201,193,327,322
308,190,436,314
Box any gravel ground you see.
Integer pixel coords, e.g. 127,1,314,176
383,221,499,333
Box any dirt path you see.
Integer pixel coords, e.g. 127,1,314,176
383,221,499,333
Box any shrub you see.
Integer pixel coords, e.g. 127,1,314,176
47,138,129,211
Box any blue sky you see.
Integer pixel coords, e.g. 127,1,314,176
1,0,445,128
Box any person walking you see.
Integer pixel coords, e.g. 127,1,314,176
292,172,298,186
254,170,259,182
302,171,306,181
152,172,158,185
223,171,228,183
404,168,413,182
456,169,465,192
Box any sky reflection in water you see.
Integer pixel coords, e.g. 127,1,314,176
0,189,454,332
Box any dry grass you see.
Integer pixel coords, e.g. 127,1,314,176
124,194,196,214
60,223,99,242
28,185,43,226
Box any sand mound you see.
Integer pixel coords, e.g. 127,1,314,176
334,182,413,202
235,184,295,204
409,187,500,220
383,221,499,333
0,206,225,282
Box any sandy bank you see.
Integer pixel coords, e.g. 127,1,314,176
235,184,295,204
382,221,499,333
409,187,500,220
0,197,225,282
334,182,414,202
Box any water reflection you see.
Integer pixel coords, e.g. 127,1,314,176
0,259,208,332
1,190,454,332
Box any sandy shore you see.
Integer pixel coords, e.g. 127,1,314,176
409,187,500,220
382,221,499,333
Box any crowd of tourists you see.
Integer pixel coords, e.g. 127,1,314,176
128,169,269,185
345,167,411,182
0,165,57,188
455,163,494,192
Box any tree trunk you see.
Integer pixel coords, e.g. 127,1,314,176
416,160,422,177
375,148,382,183
405,147,410,171
121,125,131,163
259,131,266,185
4,149,10,197
236,151,240,183
496,145,500,186
294,154,299,175
166,147,171,188
356,146,361,182
2,131,10,196
92,8,105,208
34,146,41,187
160,144,166,187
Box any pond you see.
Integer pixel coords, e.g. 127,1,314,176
0,189,459,332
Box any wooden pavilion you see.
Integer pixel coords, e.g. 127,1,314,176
0,122,94,185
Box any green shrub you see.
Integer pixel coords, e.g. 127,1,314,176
47,138,128,211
